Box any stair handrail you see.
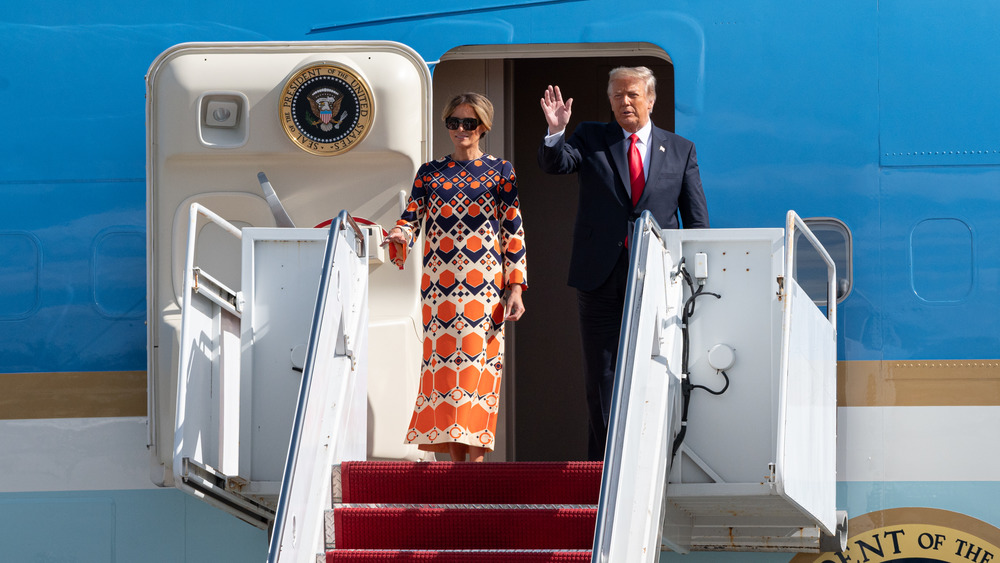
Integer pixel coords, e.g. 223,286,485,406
267,210,369,563
175,202,244,483
784,209,837,326
775,210,839,537
593,211,682,562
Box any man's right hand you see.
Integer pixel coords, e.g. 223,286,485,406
540,85,573,134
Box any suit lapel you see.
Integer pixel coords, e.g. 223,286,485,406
605,123,631,205
639,125,670,206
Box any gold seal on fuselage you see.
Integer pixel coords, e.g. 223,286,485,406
279,63,374,156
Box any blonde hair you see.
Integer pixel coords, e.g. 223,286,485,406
441,92,494,133
607,66,657,105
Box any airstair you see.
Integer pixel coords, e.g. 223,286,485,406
166,203,844,562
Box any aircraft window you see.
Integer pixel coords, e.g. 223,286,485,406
793,218,852,306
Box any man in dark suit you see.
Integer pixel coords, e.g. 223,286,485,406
538,66,709,460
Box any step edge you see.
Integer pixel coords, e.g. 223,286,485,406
324,549,595,558
329,503,598,510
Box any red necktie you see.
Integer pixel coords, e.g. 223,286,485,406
628,133,645,206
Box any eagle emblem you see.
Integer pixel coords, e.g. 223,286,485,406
308,87,348,131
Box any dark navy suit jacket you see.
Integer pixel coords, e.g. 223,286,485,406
538,120,709,291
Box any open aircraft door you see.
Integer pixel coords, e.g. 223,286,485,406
145,42,432,526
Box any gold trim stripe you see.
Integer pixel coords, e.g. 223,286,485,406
2,360,999,420
0,371,146,420
839,360,1000,407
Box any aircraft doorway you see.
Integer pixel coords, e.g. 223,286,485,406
432,49,674,461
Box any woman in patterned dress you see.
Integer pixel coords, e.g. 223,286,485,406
384,92,527,462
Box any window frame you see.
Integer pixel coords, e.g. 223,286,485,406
794,217,853,306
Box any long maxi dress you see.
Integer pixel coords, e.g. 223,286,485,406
393,154,527,453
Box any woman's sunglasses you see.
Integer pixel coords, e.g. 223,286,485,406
445,117,481,131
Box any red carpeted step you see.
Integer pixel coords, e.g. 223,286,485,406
333,507,597,550
339,461,602,505
326,550,592,562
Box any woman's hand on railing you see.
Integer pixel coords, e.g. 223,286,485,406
382,226,408,247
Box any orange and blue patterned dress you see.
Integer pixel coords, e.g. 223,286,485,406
396,154,527,453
